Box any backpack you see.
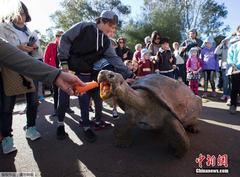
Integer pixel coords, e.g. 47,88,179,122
68,24,110,73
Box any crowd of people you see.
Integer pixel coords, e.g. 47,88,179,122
0,0,239,155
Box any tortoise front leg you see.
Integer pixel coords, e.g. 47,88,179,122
163,116,190,158
114,112,135,148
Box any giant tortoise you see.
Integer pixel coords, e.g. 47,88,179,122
98,70,202,157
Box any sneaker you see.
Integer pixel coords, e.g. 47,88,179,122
94,121,112,131
26,127,41,141
230,105,237,114
211,91,217,97
202,92,208,98
66,108,74,114
226,98,231,106
56,126,68,140
220,95,227,101
112,109,119,120
83,128,97,143
2,136,17,154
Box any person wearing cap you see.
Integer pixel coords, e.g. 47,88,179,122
138,48,153,76
200,36,219,98
186,47,202,95
57,10,135,142
153,37,176,78
0,1,43,154
180,28,203,84
44,30,74,117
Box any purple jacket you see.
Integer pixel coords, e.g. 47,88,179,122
200,47,219,71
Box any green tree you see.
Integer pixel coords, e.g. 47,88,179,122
122,6,182,50
142,0,229,36
51,0,131,30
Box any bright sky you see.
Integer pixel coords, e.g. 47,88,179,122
22,0,239,36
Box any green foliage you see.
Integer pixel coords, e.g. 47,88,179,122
50,0,131,30
199,0,229,36
122,7,182,50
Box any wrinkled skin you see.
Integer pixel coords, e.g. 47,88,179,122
98,70,201,158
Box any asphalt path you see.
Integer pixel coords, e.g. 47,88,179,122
0,95,239,177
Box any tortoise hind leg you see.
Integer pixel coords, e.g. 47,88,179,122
114,112,135,148
163,117,190,158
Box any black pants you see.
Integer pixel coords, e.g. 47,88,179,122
0,73,4,135
230,73,240,107
53,84,59,111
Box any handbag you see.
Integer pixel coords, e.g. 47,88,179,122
1,67,36,96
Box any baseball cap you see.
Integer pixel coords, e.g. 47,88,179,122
99,10,118,24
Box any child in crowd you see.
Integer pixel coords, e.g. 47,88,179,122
138,48,152,76
186,47,202,95
200,36,219,98
124,60,134,71
133,43,142,62
172,42,185,81
154,37,176,78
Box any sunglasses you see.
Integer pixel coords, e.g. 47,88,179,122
119,41,124,44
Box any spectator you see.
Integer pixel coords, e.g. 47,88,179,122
214,38,231,103
154,37,176,78
186,47,202,95
200,36,219,98
0,1,41,154
227,26,240,114
180,29,203,84
148,31,161,57
173,42,185,81
115,37,132,61
138,48,153,76
144,36,151,49
44,30,74,117
133,43,142,62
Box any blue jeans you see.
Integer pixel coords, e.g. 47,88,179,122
57,74,103,127
221,69,230,96
1,84,38,137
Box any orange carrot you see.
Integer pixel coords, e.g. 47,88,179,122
74,81,99,94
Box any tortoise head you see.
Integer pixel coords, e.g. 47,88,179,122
98,70,125,100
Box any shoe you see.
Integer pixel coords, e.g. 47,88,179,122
211,91,217,97
226,98,231,106
26,127,41,141
89,106,94,112
66,108,74,114
220,95,227,101
56,126,68,140
2,136,17,154
112,109,119,120
94,121,112,131
83,128,97,143
230,105,237,114
202,92,208,98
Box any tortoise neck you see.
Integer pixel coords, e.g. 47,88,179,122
115,82,145,110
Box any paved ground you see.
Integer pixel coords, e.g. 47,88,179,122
0,94,239,177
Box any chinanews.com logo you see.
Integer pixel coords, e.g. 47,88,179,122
195,153,229,174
